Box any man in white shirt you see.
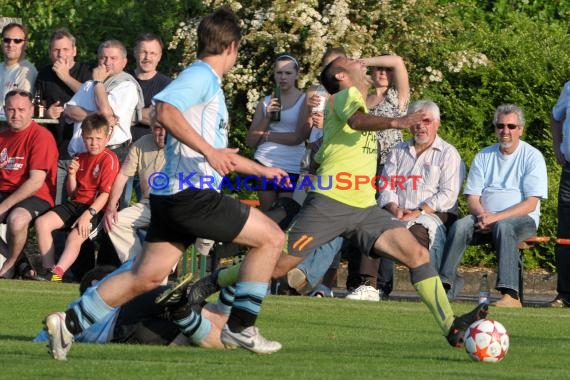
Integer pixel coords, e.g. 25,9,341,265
348,100,465,301
65,39,143,162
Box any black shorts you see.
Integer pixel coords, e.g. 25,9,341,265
146,188,250,248
111,286,179,345
50,201,102,230
0,192,51,223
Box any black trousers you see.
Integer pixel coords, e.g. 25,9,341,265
555,162,570,298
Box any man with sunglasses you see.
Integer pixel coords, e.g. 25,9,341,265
439,104,548,308
0,90,58,278
0,23,37,109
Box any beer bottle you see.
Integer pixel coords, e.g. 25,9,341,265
33,89,45,118
270,85,281,122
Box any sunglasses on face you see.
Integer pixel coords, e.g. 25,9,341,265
2,37,25,44
495,123,518,130
374,67,393,73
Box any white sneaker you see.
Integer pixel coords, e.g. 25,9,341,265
44,312,74,360
221,324,282,354
345,285,380,301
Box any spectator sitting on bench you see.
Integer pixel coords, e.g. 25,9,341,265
34,113,119,281
438,104,548,308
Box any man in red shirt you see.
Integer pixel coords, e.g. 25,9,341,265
0,89,58,278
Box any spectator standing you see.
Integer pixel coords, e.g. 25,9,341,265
65,39,143,163
35,28,92,204
0,23,37,109
549,82,570,308
438,104,547,308
246,54,310,211
0,90,58,278
130,33,172,142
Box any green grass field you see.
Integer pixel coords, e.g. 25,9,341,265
0,280,568,380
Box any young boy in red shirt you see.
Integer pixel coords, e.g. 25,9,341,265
35,113,119,281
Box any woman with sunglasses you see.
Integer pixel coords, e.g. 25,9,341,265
0,23,37,109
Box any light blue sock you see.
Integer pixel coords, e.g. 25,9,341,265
232,282,267,316
174,310,212,344
72,288,115,331
216,286,235,315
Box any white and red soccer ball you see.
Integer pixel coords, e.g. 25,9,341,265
464,319,509,363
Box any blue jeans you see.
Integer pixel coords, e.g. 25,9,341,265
439,214,537,293
297,236,345,288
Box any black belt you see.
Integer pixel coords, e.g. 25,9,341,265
107,141,131,150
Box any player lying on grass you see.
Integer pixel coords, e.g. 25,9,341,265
36,263,231,358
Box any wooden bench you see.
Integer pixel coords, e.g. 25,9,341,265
517,236,550,303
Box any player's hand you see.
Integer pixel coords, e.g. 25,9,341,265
68,157,80,176
261,167,292,189
46,101,64,119
393,110,427,129
204,148,239,176
103,207,118,233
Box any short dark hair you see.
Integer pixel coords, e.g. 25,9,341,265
79,266,117,295
320,47,346,68
1,22,27,39
319,57,345,94
49,28,76,48
4,89,32,103
98,39,127,58
134,33,164,54
197,7,241,58
80,113,111,136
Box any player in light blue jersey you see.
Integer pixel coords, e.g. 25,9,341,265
43,7,289,360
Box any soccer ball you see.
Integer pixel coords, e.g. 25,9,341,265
464,319,509,363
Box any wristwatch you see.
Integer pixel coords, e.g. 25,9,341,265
88,207,97,217
417,206,427,215
93,80,103,86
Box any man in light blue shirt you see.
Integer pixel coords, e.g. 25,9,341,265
439,104,548,308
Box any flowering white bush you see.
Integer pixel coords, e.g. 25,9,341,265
167,0,489,125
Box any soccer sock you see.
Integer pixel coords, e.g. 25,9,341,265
67,288,114,334
410,263,455,335
52,265,64,278
216,286,235,315
217,264,241,288
227,281,267,332
172,303,211,345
